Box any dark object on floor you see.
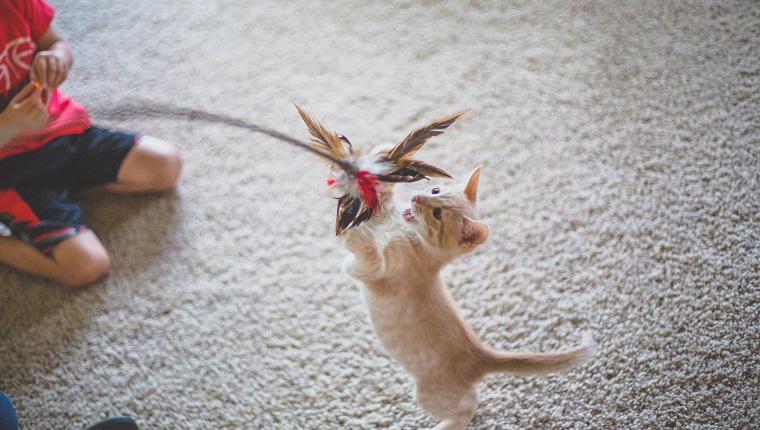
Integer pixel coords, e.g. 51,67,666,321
84,416,138,430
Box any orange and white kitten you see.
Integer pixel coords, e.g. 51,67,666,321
343,167,594,430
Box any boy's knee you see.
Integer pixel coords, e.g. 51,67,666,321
54,232,111,287
155,145,183,192
61,248,111,287
138,136,183,192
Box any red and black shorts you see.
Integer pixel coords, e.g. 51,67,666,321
0,127,137,254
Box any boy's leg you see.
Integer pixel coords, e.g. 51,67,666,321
0,129,176,287
0,229,109,287
100,135,182,194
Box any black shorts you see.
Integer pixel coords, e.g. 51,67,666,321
0,127,137,254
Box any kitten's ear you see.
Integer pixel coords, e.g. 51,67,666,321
464,166,482,204
460,216,489,249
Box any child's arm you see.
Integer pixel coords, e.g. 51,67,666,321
30,26,73,90
0,25,69,149
0,82,51,149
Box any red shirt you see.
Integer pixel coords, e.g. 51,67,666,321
0,0,91,160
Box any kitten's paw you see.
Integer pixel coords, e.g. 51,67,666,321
343,225,377,253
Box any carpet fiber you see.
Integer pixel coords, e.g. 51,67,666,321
1,1,758,428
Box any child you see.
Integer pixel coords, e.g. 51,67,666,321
0,0,183,287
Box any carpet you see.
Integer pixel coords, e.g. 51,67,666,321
1,0,758,428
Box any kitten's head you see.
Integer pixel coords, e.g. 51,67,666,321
404,167,489,253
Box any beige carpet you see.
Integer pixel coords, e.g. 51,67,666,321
1,1,758,428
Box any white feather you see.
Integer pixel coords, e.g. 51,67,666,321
328,153,391,200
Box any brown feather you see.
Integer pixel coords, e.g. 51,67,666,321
378,160,451,183
387,111,467,162
336,196,374,235
398,160,452,179
294,103,347,161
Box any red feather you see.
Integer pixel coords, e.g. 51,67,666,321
356,171,380,211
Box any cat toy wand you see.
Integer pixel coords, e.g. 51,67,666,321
96,102,464,235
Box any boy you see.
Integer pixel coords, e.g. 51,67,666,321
0,0,182,287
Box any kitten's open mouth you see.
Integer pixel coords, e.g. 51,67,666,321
403,208,415,223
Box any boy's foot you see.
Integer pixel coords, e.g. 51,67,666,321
84,416,138,430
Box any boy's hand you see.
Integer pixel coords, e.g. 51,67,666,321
3,81,51,132
30,45,71,89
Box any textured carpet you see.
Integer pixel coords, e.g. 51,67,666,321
1,1,758,429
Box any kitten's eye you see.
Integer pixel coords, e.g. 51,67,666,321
431,188,440,195
433,208,442,220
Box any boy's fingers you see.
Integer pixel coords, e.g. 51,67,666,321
41,88,52,108
11,81,39,103
45,60,57,88
50,68,66,89
32,57,48,87
48,70,59,89
24,85,45,106
32,84,46,101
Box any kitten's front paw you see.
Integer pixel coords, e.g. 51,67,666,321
342,225,377,253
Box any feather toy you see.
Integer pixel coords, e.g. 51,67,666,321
295,104,465,235
93,101,464,235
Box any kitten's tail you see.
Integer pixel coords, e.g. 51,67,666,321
479,332,595,377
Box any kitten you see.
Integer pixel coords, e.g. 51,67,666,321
343,166,594,430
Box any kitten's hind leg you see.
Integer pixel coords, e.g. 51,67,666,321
342,226,384,281
416,384,478,430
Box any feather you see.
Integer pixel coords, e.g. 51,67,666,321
386,111,467,162
401,160,452,179
296,105,464,235
336,196,374,234
379,160,452,183
294,103,348,162
336,196,359,233
352,204,374,227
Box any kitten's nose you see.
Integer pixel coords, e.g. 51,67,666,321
413,195,421,203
